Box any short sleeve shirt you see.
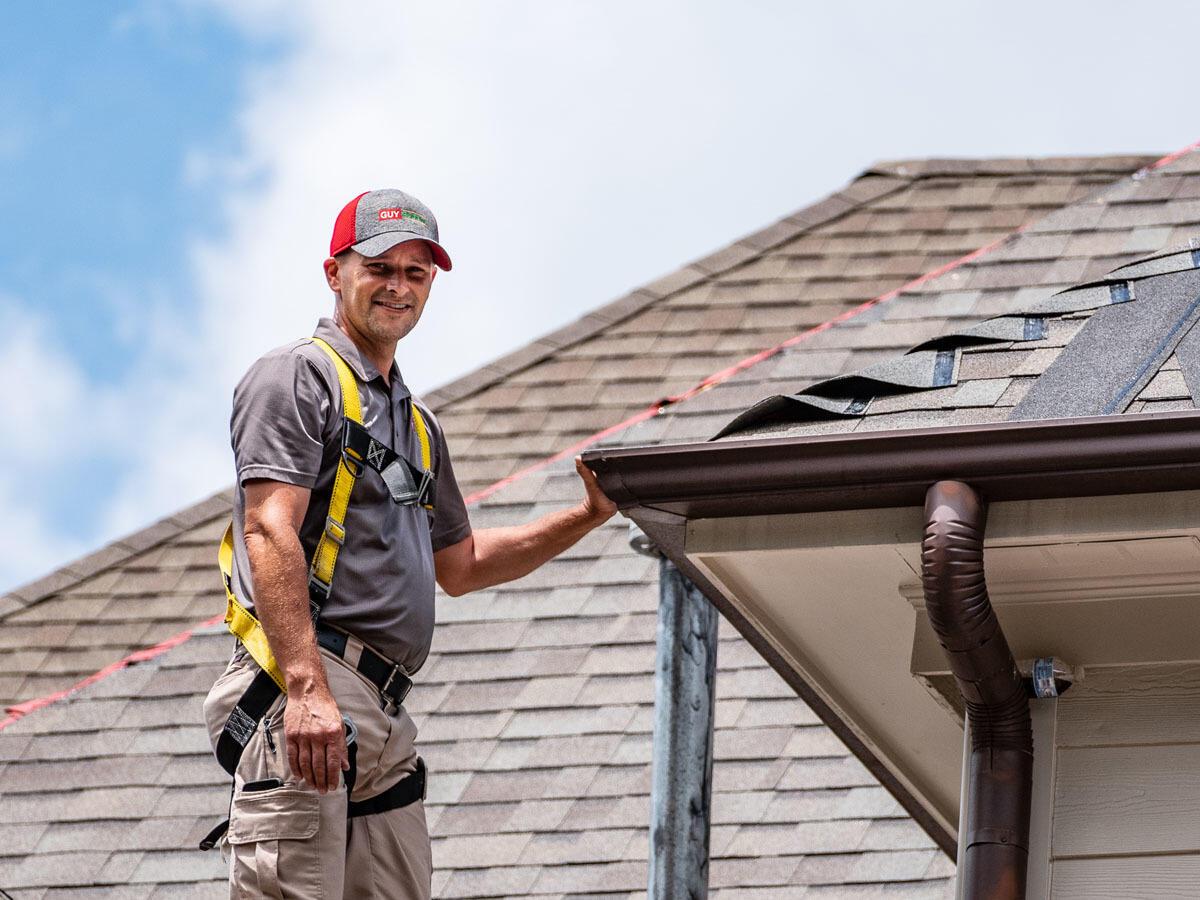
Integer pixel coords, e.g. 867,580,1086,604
229,318,472,673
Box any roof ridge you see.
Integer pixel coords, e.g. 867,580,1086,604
865,154,1160,180
420,169,915,410
0,487,233,619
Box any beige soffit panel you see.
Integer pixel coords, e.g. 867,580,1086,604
682,488,1200,844
685,506,963,838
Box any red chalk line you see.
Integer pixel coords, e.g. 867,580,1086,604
4,140,1197,732
463,141,1200,505
463,219,1024,505
0,614,224,730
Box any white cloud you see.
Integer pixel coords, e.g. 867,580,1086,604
183,0,1196,409
9,0,1199,593
0,304,115,586
0,291,235,592
182,0,867,393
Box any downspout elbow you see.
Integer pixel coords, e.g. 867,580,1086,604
922,480,1033,900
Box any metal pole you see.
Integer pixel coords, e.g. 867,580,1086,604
648,556,719,900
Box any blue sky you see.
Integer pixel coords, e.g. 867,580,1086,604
0,3,271,567
3,0,1199,592
2,5,256,366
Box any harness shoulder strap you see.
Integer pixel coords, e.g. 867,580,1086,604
219,526,286,690
217,337,364,692
307,338,364,599
410,403,432,472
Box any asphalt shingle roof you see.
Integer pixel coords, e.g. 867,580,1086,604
710,154,1200,443
2,152,1183,897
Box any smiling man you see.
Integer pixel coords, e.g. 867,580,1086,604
203,189,616,898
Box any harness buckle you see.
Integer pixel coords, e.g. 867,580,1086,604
416,468,434,508
340,445,364,478
324,516,346,547
308,571,333,601
380,662,413,704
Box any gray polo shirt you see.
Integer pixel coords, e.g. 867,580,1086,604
229,318,472,674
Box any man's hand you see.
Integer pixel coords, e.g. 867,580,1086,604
284,681,349,794
575,456,618,523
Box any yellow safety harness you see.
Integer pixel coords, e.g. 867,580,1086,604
217,337,433,692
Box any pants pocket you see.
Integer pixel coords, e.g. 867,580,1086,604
227,784,323,899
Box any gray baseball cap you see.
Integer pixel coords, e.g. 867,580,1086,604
329,189,452,270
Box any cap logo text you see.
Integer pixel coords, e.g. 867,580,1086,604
379,208,428,226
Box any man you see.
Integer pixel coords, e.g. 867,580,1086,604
203,188,617,898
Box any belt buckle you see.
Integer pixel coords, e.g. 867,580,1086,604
380,663,411,704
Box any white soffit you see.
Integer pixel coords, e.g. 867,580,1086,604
685,489,1200,840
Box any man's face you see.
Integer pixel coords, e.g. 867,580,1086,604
325,240,436,352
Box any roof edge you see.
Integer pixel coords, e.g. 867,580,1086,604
584,410,1200,519
421,170,913,409
864,154,1160,180
0,488,233,618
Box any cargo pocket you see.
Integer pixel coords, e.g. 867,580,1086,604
227,783,322,899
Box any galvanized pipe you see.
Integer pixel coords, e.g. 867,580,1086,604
922,481,1032,900
648,557,718,900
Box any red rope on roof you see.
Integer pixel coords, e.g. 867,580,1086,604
4,141,1198,730
462,217,1028,505
0,614,223,730
1145,139,1200,173
462,142,1200,507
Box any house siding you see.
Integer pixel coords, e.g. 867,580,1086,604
1049,664,1200,899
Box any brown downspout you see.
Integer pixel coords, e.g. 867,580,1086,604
921,481,1032,900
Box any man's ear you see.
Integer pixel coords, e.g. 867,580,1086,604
323,256,341,293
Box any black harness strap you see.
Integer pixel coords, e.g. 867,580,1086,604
348,758,426,818
215,669,282,777
341,419,435,508
199,817,230,851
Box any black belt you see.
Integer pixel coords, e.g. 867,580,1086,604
315,627,414,705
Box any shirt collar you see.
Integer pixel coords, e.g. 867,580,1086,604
313,318,411,401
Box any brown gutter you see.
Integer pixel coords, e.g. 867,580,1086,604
923,481,1031,900
583,410,1200,519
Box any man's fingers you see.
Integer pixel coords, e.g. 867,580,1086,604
310,741,326,792
295,738,315,790
325,734,344,792
574,456,617,518
287,735,300,782
295,726,345,793
573,456,593,482
312,740,330,792
281,686,345,792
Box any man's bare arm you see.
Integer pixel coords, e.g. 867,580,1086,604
242,479,347,793
434,457,618,596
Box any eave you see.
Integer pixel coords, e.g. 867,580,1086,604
582,409,1200,857
585,410,1200,519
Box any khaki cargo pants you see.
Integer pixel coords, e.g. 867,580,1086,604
204,644,432,899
